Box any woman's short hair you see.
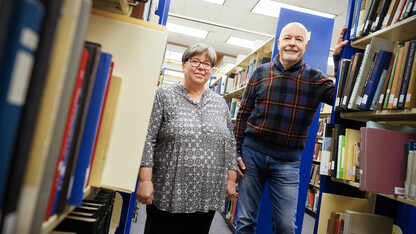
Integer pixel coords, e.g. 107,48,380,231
181,43,217,66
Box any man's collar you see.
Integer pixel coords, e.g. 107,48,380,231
273,54,304,71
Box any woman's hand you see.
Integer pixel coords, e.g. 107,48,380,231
136,180,154,204
226,170,237,200
136,167,154,205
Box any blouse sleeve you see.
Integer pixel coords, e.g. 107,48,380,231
224,101,238,171
140,87,164,167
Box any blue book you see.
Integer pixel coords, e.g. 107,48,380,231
370,69,388,110
0,0,44,209
68,52,112,205
350,0,362,40
359,50,392,110
397,40,416,109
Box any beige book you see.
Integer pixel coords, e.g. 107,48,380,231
344,210,394,234
343,129,360,181
88,76,122,187
404,47,416,108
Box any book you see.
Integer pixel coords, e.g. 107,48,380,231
370,69,388,110
371,0,393,32
340,52,364,110
0,0,15,67
359,50,393,110
359,127,416,195
30,1,91,231
356,0,370,39
401,0,415,19
337,135,346,179
68,52,112,206
330,125,346,178
343,129,361,181
0,0,44,213
13,0,82,233
404,43,416,108
44,48,90,222
409,141,416,199
54,41,102,215
344,210,394,234
85,62,114,187
392,40,410,108
317,193,369,234
397,40,416,108
383,44,404,109
376,41,400,110
88,76,122,188
348,38,396,110
0,0,63,229
327,212,346,234
404,140,415,198
54,215,99,234
362,0,382,35
383,46,404,109
320,123,334,176
350,0,362,40
381,0,401,28
392,0,408,24
358,0,376,37
335,59,351,111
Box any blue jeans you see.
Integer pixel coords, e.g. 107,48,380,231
236,145,300,234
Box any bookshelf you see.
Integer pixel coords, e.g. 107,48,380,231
210,37,274,100
315,0,416,233
0,0,169,233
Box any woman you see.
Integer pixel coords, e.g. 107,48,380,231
136,43,237,234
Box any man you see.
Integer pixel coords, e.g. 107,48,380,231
234,22,347,234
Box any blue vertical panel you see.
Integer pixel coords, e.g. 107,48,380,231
256,8,334,234
156,0,170,26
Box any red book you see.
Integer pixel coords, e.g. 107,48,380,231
44,48,89,221
359,127,416,195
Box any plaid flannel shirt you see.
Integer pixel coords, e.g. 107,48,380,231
234,54,339,159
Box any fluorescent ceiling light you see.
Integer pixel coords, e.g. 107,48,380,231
226,36,254,49
202,0,225,5
165,69,184,78
252,0,335,19
165,50,183,62
166,22,208,38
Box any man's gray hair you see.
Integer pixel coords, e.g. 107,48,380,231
279,22,310,42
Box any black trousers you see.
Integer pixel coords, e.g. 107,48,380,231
144,204,215,234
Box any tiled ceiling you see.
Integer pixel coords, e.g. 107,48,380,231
166,0,349,57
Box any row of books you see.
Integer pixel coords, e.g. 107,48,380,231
306,188,320,213
211,54,271,96
319,120,416,198
0,0,124,233
55,188,116,234
227,98,242,120
310,164,321,187
326,210,394,234
223,192,239,228
334,37,416,112
350,0,416,40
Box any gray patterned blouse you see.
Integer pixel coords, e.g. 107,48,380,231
141,83,237,213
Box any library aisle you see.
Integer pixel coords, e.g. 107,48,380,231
130,203,315,234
